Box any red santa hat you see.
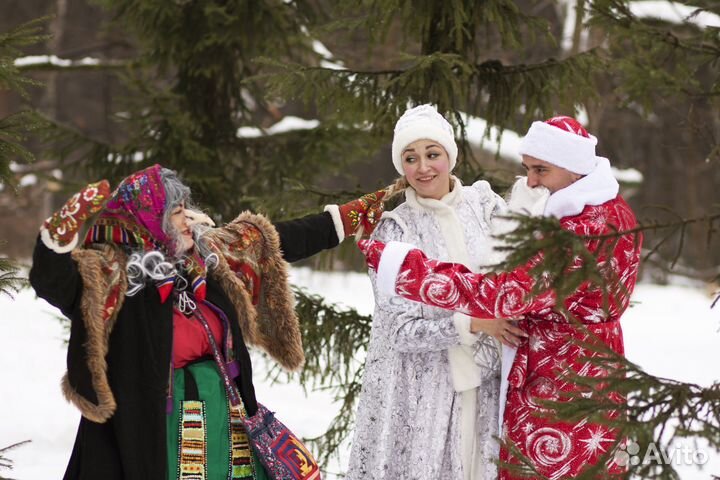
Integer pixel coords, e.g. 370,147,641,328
391,104,458,175
518,116,598,175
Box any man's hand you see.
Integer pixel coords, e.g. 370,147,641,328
470,317,527,347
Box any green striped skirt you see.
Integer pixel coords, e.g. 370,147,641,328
166,360,269,480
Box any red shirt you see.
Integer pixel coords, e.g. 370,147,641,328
172,302,226,369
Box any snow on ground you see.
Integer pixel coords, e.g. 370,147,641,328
1,268,718,479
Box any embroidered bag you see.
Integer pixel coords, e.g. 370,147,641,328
192,303,321,480
238,403,321,480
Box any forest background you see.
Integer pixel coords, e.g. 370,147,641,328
1,0,719,478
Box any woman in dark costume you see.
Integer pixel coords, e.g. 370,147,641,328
30,164,385,480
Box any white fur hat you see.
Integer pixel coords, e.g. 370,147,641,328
518,117,598,175
391,104,458,175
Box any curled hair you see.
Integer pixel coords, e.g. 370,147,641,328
126,251,179,296
125,168,217,296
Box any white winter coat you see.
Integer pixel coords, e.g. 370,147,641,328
347,178,503,480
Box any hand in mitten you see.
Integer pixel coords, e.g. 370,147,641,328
40,180,111,253
329,188,389,239
357,239,386,271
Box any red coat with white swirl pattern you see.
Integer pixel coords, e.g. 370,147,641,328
361,195,642,479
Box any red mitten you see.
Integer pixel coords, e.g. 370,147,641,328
40,180,111,253
337,188,388,238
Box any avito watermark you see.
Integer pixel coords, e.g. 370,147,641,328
615,440,709,467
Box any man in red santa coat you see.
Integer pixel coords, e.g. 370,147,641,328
359,116,642,479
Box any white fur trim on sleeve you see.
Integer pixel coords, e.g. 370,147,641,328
40,228,79,254
376,241,416,296
323,204,345,243
453,313,479,346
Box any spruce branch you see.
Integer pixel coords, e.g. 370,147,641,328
498,438,551,479
496,208,720,299
0,17,51,186
589,0,720,101
587,208,720,268
282,178,377,203
265,287,372,465
0,18,50,296
0,17,50,97
545,337,719,479
0,254,25,299
493,213,609,299
0,440,31,479
590,0,720,57
260,51,600,78
0,111,45,188
339,0,548,55
494,306,719,479
257,49,600,137
0,17,49,54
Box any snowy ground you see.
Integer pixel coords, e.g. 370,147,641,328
1,267,718,479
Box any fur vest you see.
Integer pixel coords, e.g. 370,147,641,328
63,211,301,423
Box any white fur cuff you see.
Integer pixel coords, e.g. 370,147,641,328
453,313,479,346
323,204,345,243
40,228,79,254
376,241,416,296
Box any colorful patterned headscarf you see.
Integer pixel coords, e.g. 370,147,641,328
84,164,208,302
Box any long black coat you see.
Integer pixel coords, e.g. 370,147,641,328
29,212,339,480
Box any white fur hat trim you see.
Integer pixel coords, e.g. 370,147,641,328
391,105,458,175
518,121,598,175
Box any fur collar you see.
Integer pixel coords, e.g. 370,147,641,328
206,211,304,371
403,175,463,211
67,212,301,422
544,157,618,218
64,244,127,423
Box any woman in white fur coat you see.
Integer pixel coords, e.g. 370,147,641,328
347,105,536,480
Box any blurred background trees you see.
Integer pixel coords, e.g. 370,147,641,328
2,0,719,273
